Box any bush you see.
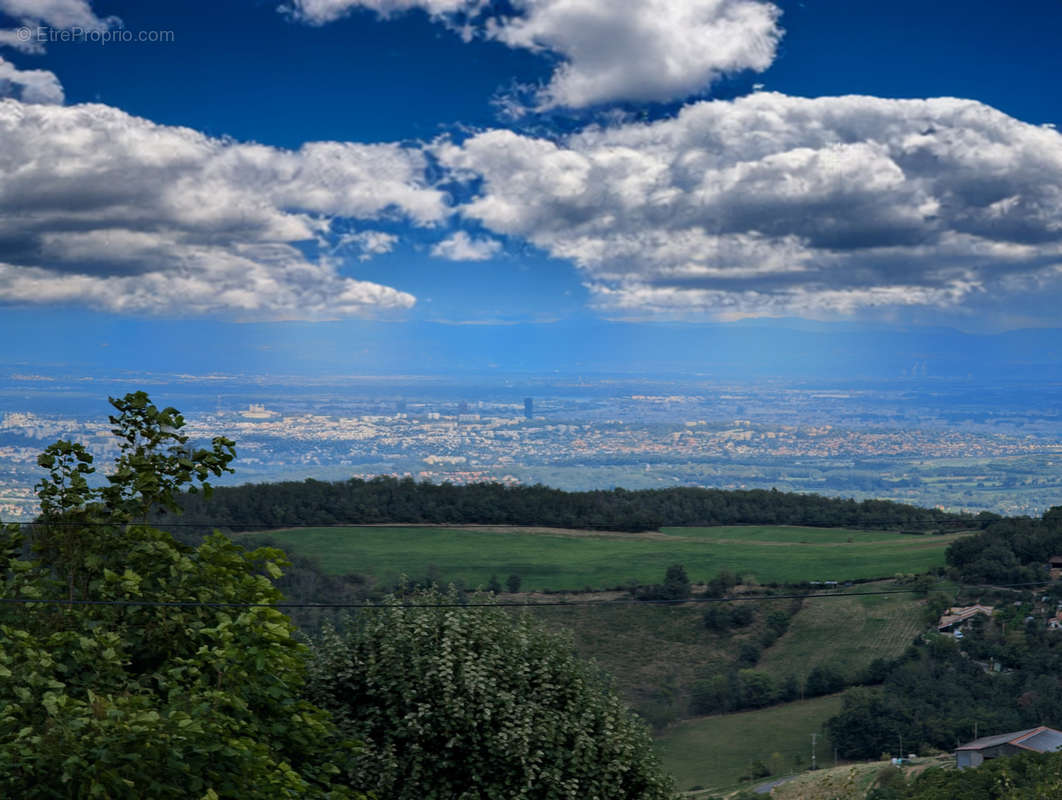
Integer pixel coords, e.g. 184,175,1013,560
738,641,762,666
805,664,846,697
765,609,791,634
307,588,676,800
730,604,756,627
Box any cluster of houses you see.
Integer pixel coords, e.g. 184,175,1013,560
936,601,1062,766
931,558,1062,768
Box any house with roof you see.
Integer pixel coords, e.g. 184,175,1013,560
937,604,994,632
955,727,1062,769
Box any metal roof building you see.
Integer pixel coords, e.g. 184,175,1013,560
955,726,1062,769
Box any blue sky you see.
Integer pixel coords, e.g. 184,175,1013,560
2,0,1062,375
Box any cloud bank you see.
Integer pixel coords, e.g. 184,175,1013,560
5,87,1062,323
0,99,446,318
437,93,1062,319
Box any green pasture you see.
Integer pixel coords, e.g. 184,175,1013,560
245,525,965,591
521,602,735,728
758,584,942,683
654,693,844,793
666,525,931,543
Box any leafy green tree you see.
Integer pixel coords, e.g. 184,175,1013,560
779,673,800,702
486,573,502,593
663,563,691,600
705,569,739,598
737,641,762,667
736,670,775,708
0,392,356,799
690,674,731,715
307,587,676,800
506,572,522,592
805,664,846,697
729,603,756,628
765,609,791,635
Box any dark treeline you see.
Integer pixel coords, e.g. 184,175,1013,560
166,476,979,534
945,506,1062,583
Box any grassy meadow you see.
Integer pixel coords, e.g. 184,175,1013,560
517,578,937,728
245,524,965,591
654,693,844,793
758,586,934,683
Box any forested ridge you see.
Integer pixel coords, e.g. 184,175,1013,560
169,476,981,534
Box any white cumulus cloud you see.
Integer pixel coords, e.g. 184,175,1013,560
284,0,478,24
0,99,447,318
336,230,400,260
430,230,502,261
436,93,1062,319
0,0,120,53
487,0,781,110
283,0,782,108
0,56,63,103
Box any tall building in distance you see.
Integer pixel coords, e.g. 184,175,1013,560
524,397,533,419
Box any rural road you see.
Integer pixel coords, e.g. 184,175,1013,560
754,775,796,794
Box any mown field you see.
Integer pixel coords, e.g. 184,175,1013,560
758,586,936,683
245,524,965,591
654,693,844,793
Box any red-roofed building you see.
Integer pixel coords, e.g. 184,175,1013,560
937,604,994,632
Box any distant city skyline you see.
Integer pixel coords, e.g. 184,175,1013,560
1,0,1062,376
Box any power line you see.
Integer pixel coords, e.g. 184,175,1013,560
2,519,985,529
0,584,1044,610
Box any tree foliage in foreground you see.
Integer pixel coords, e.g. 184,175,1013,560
0,392,357,799
306,587,677,800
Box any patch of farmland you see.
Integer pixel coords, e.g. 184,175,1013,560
654,693,844,793
757,582,933,684
243,525,967,591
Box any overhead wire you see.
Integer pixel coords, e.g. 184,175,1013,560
0,584,1046,610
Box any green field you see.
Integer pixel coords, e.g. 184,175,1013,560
513,578,932,729
654,693,844,793
245,524,965,591
520,602,736,727
758,585,938,683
